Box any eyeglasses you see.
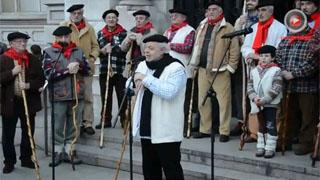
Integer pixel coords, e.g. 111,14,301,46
12,39,28,44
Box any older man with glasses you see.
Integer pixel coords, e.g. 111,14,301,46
0,32,45,173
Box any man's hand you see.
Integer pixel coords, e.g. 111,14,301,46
237,15,247,28
134,72,146,91
281,70,294,80
128,33,137,42
102,43,112,54
12,65,22,76
68,62,80,74
19,81,30,90
188,65,198,79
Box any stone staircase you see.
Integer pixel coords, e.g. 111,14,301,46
76,127,320,180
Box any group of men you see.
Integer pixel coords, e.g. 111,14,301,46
0,0,319,179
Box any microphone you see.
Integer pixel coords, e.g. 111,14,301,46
221,27,253,39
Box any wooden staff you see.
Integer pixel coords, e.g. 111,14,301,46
70,73,79,170
100,53,112,148
114,105,131,180
281,82,291,155
312,123,320,167
186,70,197,138
18,73,41,180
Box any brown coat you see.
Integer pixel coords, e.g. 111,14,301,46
0,54,45,117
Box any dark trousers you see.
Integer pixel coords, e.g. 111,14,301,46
285,93,318,145
99,73,126,125
257,107,277,136
1,97,35,164
141,139,184,180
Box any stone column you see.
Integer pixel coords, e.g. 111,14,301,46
64,0,119,32
117,0,172,33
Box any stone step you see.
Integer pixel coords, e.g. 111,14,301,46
77,130,320,180
76,143,284,180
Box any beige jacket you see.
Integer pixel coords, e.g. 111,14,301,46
190,18,240,73
60,18,99,73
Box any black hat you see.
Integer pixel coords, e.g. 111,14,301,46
7,32,30,41
52,26,72,36
256,0,275,9
67,4,84,12
257,45,276,57
169,8,188,16
102,9,119,19
143,34,169,43
206,1,223,9
300,0,319,5
133,10,150,17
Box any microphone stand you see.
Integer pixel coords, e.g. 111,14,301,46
201,37,233,180
47,46,64,180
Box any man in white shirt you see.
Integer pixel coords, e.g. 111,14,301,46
132,34,186,179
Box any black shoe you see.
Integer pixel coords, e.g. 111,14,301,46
193,132,210,139
63,151,82,165
3,162,14,174
49,152,62,167
21,160,36,169
95,123,112,129
84,127,95,135
219,135,229,142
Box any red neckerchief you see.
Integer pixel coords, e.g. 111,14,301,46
76,19,86,31
259,62,278,69
135,21,154,34
283,28,315,44
4,48,29,68
52,42,77,59
208,13,224,26
101,24,125,42
309,11,320,30
168,21,188,33
252,16,274,52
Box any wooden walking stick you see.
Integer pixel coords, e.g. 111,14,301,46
312,122,320,167
114,103,131,180
100,53,112,148
186,70,197,138
239,59,255,150
70,73,79,171
281,82,291,155
19,73,41,180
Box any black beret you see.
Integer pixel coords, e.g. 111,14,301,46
133,10,150,17
256,0,275,9
300,0,319,5
102,9,119,19
257,45,276,57
7,32,30,42
143,34,169,43
52,26,72,36
67,4,84,12
169,8,188,16
206,1,223,9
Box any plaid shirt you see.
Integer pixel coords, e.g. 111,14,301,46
276,35,318,93
97,30,127,75
169,31,195,54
